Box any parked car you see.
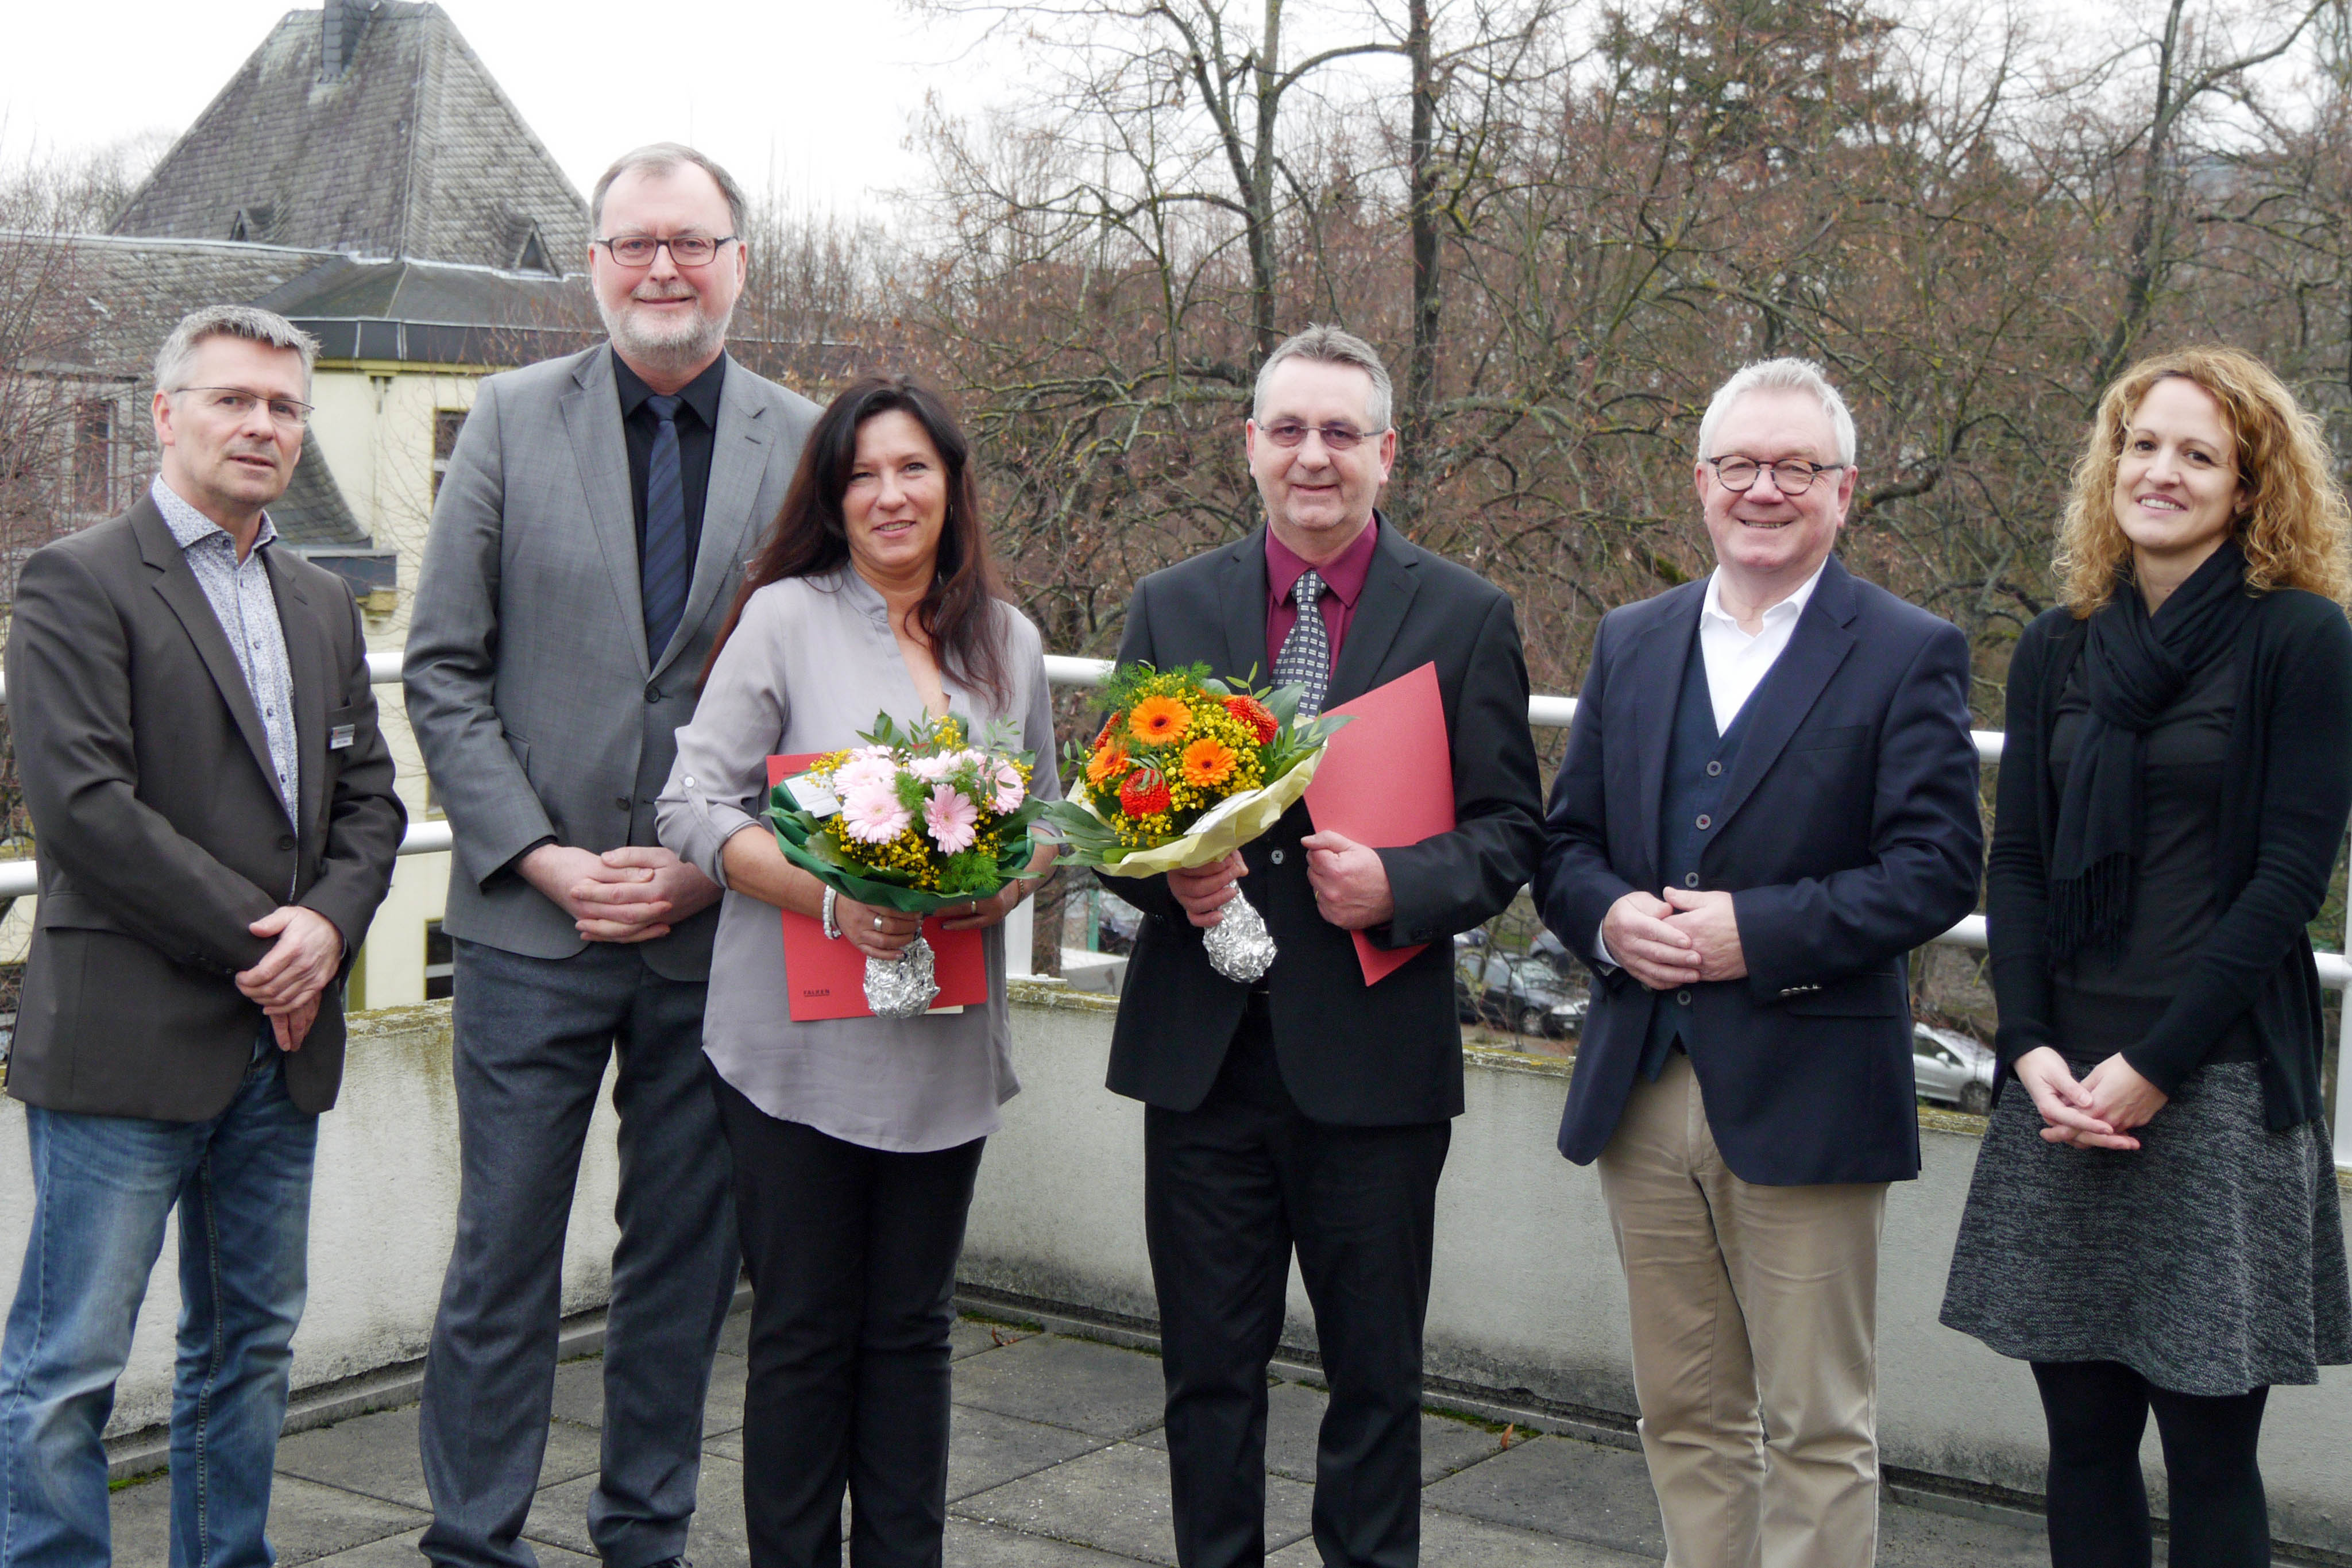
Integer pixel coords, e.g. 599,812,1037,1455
1455,952,1586,1039
1914,1022,1995,1115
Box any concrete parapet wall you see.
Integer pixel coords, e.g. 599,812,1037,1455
0,1005,623,1440
968,982,2352,1557
0,991,2340,1552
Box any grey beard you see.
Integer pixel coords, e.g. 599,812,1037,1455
600,296,732,377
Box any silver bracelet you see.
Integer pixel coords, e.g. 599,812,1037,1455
821,886,841,941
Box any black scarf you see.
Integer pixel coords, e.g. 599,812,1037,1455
2048,536,2257,960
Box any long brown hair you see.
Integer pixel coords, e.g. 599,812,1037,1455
703,376,1011,704
2056,346,2352,613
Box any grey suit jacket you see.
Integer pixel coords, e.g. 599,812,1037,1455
5,497,406,1120
405,345,821,978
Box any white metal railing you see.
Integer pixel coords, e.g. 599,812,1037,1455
0,650,2344,1166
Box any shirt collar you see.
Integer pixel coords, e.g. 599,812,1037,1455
612,345,727,428
1265,512,1381,609
1701,558,1826,635
151,476,278,556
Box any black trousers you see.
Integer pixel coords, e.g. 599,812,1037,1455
1144,1003,1452,1568
713,1071,986,1568
2033,1360,2272,1568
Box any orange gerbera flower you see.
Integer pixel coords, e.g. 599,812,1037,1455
1179,737,1238,788
1086,740,1131,786
1092,712,1121,750
1128,696,1191,745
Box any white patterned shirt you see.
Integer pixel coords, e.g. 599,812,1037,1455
151,477,300,830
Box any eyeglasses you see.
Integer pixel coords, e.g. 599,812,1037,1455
1706,455,1846,495
171,387,312,429
593,234,739,268
1259,419,1386,451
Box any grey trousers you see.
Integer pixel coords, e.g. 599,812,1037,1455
419,939,740,1568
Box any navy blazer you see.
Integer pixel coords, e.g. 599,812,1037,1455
1104,521,1546,1126
1534,556,1983,1184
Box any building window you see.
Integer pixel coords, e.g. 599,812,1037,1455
74,401,111,514
424,919,454,1001
432,408,468,499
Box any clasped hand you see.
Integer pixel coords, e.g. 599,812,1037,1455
1164,835,1395,932
524,843,721,944
237,905,343,1053
2013,1046,2168,1152
1601,887,1745,990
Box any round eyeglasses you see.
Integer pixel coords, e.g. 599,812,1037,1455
593,234,739,268
1258,419,1387,451
1706,456,1847,495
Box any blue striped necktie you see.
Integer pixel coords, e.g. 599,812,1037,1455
640,393,689,659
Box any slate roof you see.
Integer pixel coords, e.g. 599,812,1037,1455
110,2,590,274
251,254,596,365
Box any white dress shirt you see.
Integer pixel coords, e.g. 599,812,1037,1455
1592,561,1828,970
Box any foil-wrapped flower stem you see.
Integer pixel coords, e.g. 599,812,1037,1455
1203,889,1276,983
864,933,942,1018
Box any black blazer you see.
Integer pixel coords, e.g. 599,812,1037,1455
1535,557,1983,1184
6,497,406,1121
1103,521,1545,1126
1987,594,2352,1130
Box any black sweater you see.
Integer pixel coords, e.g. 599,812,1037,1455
1987,589,2352,1130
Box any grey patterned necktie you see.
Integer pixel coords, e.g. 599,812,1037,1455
640,393,689,660
1274,568,1331,719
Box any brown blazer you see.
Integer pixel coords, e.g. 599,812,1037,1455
5,495,405,1120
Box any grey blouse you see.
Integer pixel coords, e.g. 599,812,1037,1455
656,569,1061,1153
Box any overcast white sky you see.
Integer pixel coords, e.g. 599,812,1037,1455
0,0,1007,220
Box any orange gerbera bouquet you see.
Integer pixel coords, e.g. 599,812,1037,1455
1042,663,1346,981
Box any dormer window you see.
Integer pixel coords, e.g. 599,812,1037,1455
512,222,554,276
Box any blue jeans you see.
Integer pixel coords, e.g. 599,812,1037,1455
0,1050,316,1568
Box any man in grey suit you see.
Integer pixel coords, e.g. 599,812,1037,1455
405,144,820,1568
0,304,403,1564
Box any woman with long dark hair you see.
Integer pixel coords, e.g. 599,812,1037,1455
657,376,1056,1566
1941,347,2352,1567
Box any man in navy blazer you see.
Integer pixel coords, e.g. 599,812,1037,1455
1535,359,1981,1567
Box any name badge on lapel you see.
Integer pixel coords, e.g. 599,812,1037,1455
329,724,356,751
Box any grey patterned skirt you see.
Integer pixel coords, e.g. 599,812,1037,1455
1940,1061,2351,1396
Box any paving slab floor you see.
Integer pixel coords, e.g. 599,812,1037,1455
110,1315,2081,1565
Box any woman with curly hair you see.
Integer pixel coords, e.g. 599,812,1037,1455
1942,346,2352,1566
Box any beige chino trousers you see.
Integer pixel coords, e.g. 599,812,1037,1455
1596,1051,1888,1568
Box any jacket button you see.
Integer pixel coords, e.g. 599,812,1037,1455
644,685,661,704
1683,872,1700,888
1706,760,1723,777
276,834,296,851
1269,849,1285,865
1676,988,1693,1005
615,795,632,812
1695,814,1711,829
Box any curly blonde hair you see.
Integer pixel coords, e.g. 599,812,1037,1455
2055,346,2351,613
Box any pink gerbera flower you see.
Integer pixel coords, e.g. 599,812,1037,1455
840,782,912,844
988,758,1025,814
923,785,980,855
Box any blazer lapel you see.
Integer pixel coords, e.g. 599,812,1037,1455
1624,585,1703,882
655,356,773,680
133,503,284,819
264,549,329,844
1326,519,1419,709
1710,557,1859,834
559,347,650,678
1216,531,1270,685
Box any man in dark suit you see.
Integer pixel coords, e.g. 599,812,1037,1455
405,144,819,1567
1105,325,1544,1567
0,305,404,1564
1535,358,1982,1567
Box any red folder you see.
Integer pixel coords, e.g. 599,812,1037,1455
767,755,988,1021
1303,662,1457,985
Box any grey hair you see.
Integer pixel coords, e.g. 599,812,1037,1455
1253,325,1394,432
1696,357,1857,466
592,142,749,238
154,305,318,394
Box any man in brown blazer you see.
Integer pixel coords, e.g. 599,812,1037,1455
0,305,404,1565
